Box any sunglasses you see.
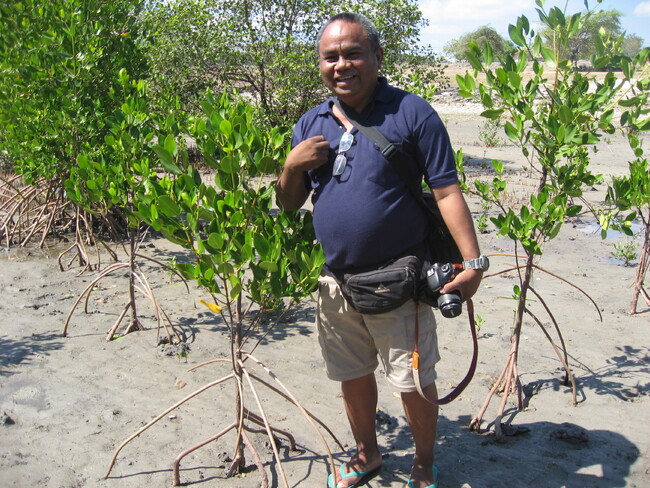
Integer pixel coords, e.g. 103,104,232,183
333,132,354,176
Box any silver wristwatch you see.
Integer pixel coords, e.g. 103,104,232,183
463,255,490,271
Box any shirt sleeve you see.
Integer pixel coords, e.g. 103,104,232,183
415,109,458,189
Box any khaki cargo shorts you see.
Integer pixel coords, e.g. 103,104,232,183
316,274,440,392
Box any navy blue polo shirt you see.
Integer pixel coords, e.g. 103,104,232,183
291,77,457,270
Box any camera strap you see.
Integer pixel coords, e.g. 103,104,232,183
412,299,479,405
334,97,479,405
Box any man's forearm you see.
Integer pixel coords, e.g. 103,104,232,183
432,185,481,260
276,168,309,211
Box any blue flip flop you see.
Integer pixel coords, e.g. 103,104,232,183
407,465,439,488
327,462,381,488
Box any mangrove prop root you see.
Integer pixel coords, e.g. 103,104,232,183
63,260,181,343
249,370,344,451
104,373,235,479
62,263,129,336
241,364,289,487
172,421,238,487
469,335,517,433
245,353,339,475
107,353,341,487
187,355,342,451
469,254,601,437
243,408,296,451
241,429,269,488
105,302,132,342
470,351,511,432
630,228,650,314
525,306,578,405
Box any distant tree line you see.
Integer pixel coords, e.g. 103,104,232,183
141,0,448,126
444,9,645,64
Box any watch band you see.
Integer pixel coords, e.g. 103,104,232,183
463,255,489,271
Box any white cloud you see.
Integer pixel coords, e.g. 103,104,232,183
417,0,650,53
633,1,650,17
419,0,535,51
420,0,533,23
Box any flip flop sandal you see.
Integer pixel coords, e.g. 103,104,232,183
407,465,439,488
327,462,381,488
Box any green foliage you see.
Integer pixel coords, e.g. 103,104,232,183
540,7,644,63
64,69,176,227
476,200,492,234
605,159,650,236
456,1,647,259
475,313,485,334
141,0,445,125
388,45,449,101
132,90,324,307
611,240,638,267
0,0,149,184
444,25,517,62
478,118,505,147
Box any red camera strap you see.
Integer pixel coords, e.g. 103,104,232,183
412,298,479,405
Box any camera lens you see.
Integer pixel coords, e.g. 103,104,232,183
437,292,462,318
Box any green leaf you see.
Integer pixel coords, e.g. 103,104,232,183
541,47,556,66
465,45,484,72
508,23,525,46
220,154,240,174
207,232,225,251
157,195,181,217
504,121,519,140
153,146,182,174
253,233,271,257
163,133,177,156
259,261,279,272
491,160,504,174
219,119,232,136
77,154,89,169
483,41,493,66
480,109,504,120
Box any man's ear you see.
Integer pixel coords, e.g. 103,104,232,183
375,47,384,67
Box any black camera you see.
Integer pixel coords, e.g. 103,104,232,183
426,262,462,318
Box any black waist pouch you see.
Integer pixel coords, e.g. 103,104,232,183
334,255,421,314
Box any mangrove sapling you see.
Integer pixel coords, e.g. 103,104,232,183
476,255,602,419
62,73,188,343
605,160,650,313
106,91,335,486
600,47,650,313
61,229,189,343
454,1,639,437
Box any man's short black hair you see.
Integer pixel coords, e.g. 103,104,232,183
316,12,381,51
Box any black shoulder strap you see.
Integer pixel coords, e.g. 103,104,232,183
333,98,437,227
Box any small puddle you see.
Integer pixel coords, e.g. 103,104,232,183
577,222,642,240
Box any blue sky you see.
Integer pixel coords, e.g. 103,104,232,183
417,0,650,53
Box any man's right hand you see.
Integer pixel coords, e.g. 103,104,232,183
277,135,330,211
284,135,330,172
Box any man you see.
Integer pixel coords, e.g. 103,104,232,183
276,13,483,488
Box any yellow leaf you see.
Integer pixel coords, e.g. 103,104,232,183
199,299,222,313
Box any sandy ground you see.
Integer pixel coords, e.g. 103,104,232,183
1,99,649,488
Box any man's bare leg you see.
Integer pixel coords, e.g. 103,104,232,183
332,373,383,487
401,382,438,488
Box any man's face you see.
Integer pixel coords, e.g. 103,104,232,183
318,20,383,112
